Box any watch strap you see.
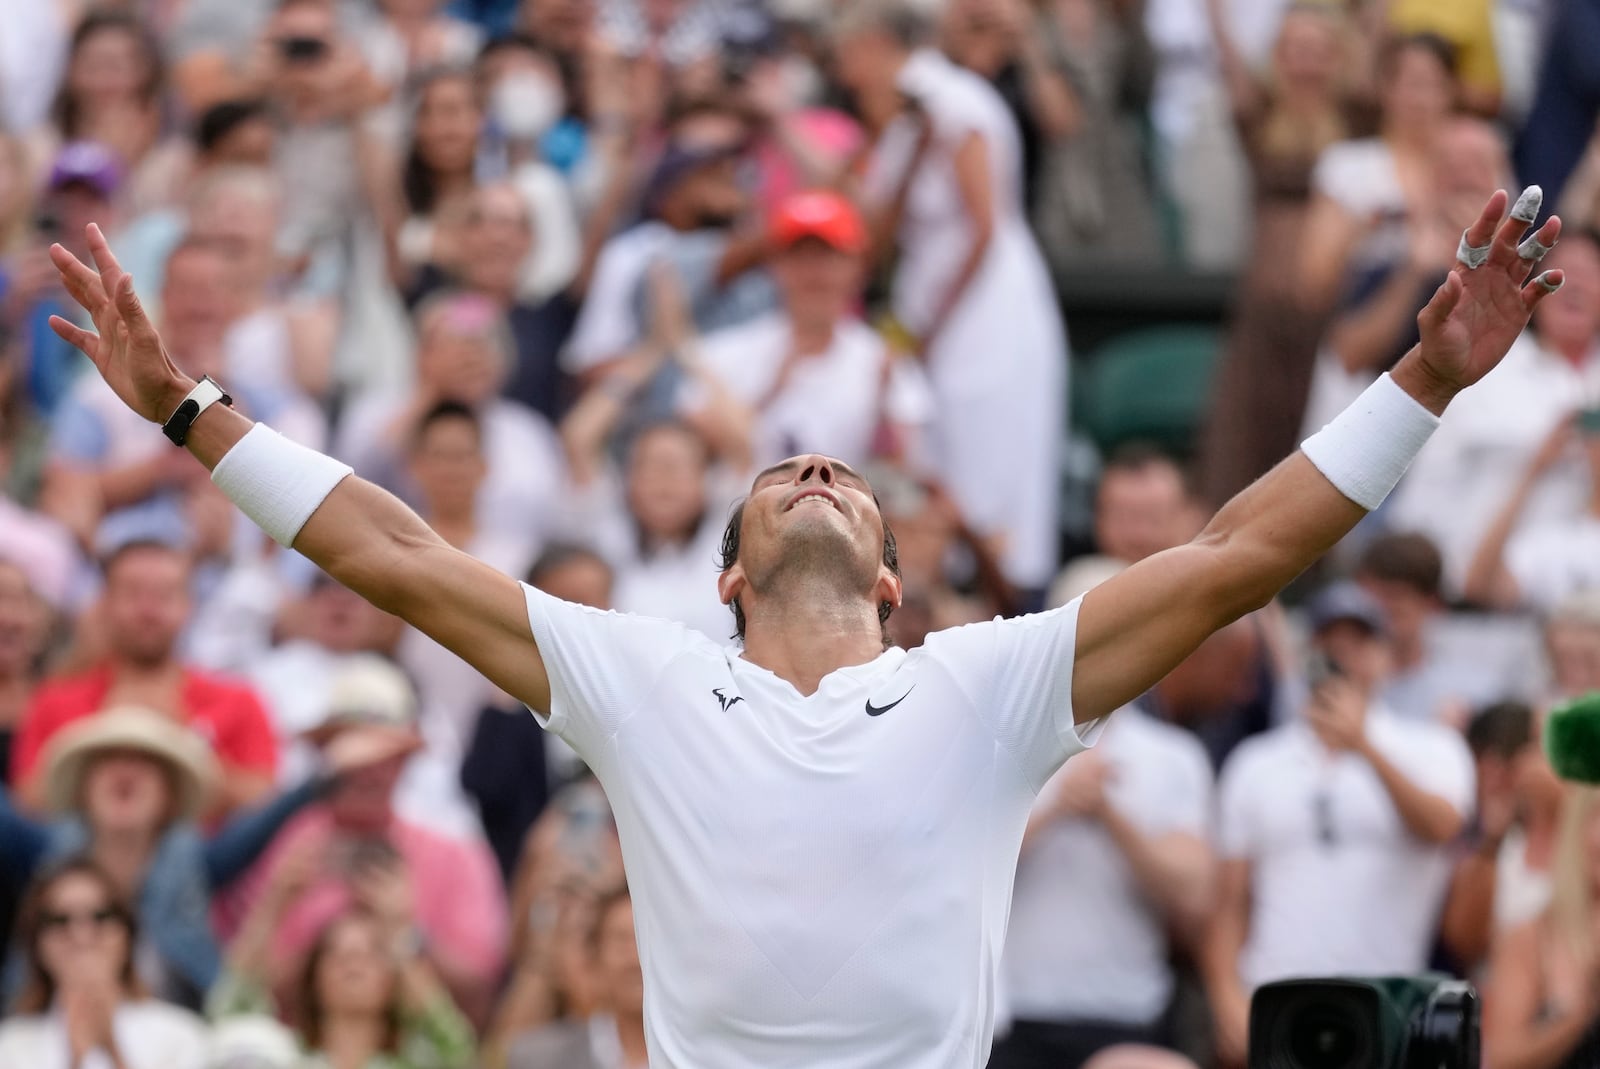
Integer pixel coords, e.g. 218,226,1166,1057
161,376,232,447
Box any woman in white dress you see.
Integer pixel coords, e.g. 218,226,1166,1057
0,858,209,1069
837,1,1068,602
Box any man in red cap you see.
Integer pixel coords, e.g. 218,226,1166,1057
683,190,933,470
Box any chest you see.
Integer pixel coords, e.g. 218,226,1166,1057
1247,748,1408,853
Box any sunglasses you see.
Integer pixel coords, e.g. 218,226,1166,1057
40,907,123,934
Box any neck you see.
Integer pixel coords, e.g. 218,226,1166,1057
616,1009,649,1065
321,1014,386,1069
110,656,182,687
740,577,884,696
1385,122,1434,154
0,669,30,726
92,830,156,895
789,316,836,355
1391,629,1425,671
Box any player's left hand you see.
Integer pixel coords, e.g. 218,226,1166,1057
1409,188,1562,401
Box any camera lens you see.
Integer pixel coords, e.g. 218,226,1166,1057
1271,998,1376,1069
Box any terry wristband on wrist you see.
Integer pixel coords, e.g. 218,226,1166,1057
1300,372,1440,512
162,376,233,446
211,423,353,547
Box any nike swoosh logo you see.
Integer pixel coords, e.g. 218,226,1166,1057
865,686,914,717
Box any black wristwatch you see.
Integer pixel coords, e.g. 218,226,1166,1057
161,376,233,447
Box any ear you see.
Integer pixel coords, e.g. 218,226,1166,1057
874,566,903,614
717,563,746,609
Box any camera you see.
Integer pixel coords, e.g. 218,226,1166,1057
277,35,330,63
1249,975,1478,1069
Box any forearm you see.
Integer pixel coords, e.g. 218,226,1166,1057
1327,266,1431,374
1439,846,1500,968
1102,816,1213,944
92,455,177,509
1201,900,1248,1003
1463,479,1536,607
1358,740,1463,844
1016,40,1080,142
204,777,326,887
920,225,992,352
1488,1008,1600,1069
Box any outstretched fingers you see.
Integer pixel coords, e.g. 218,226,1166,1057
48,242,107,314
1418,271,1464,335
1454,189,1508,277
47,315,100,362
1521,268,1565,310
85,223,128,301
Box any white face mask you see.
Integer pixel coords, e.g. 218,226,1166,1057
491,71,566,142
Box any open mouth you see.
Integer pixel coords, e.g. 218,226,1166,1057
785,489,840,512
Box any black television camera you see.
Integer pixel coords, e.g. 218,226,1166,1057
1249,974,1478,1069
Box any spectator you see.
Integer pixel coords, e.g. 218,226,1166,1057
364,0,484,97
247,572,403,788
462,544,613,883
1384,0,1502,115
394,67,485,285
1050,445,1205,609
1483,786,1600,1069
562,101,777,378
410,182,580,424
0,557,52,775
226,657,508,1021
0,857,210,1069
1439,702,1565,975
1545,592,1600,707
842,0,1068,603
218,860,474,1069
11,540,279,815
1513,0,1600,213
1027,0,1162,268
1358,532,1514,722
0,707,356,1006
31,10,189,217
1198,0,1355,504
685,191,934,470
334,289,567,544
938,0,1080,213
395,401,537,835
994,704,1214,1068
1203,581,1474,1067
506,884,645,1069
1390,234,1600,593
1466,408,1600,614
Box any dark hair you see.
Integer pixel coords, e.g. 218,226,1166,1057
527,543,613,589
194,98,274,154
14,857,141,1015
1101,441,1198,502
476,32,548,66
1356,532,1444,599
296,910,403,1053
402,67,480,216
410,399,482,451
52,10,164,139
99,538,188,580
1466,701,1534,761
716,497,901,647
1378,32,1459,83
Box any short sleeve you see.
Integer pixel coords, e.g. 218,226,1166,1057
520,583,707,761
1390,724,1476,815
923,598,1104,792
1310,140,1396,217
213,688,280,778
563,237,647,372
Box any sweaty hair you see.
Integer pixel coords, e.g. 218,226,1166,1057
716,498,901,648
1466,701,1533,761
527,543,612,588
1356,532,1444,599
410,398,482,452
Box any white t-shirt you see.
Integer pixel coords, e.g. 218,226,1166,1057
1003,706,1212,1026
563,223,675,373
1506,514,1600,614
0,1001,207,1069
689,314,935,469
1389,333,1600,593
1218,711,1474,991
521,586,1103,1069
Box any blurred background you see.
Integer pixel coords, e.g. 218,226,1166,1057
1,0,1599,1067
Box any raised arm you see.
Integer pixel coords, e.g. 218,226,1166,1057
1071,190,1563,723
48,227,554,715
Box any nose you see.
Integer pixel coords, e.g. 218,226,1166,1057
795,456,836,487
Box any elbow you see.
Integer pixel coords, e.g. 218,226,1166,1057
1420,810,1466,847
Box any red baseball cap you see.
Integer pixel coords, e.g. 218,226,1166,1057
771,191,866,254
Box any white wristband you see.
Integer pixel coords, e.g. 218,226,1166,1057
211,424,353,547
1300,372,1440,511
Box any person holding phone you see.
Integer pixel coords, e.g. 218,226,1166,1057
1202,582,1474,1068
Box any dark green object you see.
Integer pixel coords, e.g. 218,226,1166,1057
1249,974,1478,1068
1074,325,1221,456
1546,693,1600,785
1577,408,1600,435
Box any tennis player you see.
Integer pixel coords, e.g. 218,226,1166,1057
47,188,1561,1068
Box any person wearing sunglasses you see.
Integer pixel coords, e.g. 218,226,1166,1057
0,855,209,1069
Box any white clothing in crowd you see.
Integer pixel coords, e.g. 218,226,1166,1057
0,1001,208,1069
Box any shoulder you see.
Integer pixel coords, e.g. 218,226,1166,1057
182,669,267,708
1312,138,1395,197
1118,708,1212,776
1219,727,1293,784
833,319,890,364
125,999,209,1041
699,314,786,362
508,1019,592,1067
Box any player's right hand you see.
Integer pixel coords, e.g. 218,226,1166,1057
47,224,194,426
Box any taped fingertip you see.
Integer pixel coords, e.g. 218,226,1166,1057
1456,229,1492,270
1537,271,1564,293
1511,185,1544,224
1519,234,1556,261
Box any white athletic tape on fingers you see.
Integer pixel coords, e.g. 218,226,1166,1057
1510,185,1544,224
1301,373,1440,512
1456,230,1492,270
1519,235,1556,261
1537,272,1564,293
212,423,353,547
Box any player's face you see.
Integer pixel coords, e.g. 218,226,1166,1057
720,454,900,622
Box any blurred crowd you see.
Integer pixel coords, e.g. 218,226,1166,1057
1,0,1600,1067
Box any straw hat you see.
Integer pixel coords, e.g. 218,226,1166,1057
206,1015,302,1069
42,706,220,820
